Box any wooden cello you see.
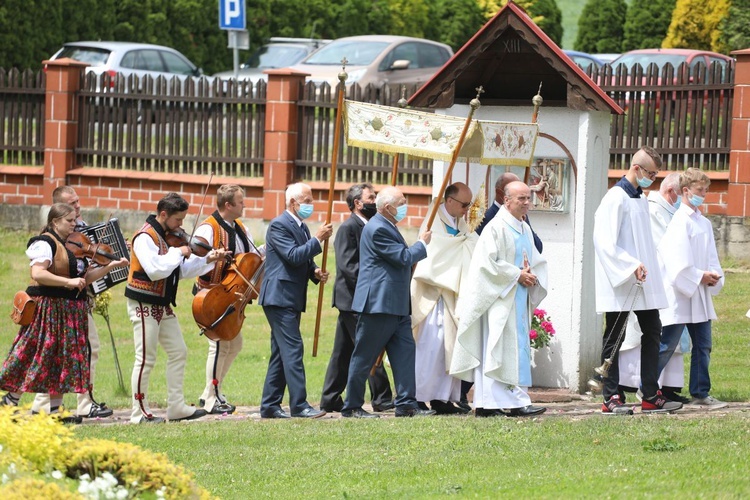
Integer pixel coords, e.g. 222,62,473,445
192,252,265,341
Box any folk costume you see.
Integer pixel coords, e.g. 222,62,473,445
194,210,262,414
618,190,686,390
32,217,110,418
126,215,216,423
593,177,668,403
656,202,724,400
450,206,547,410
0,232,90,398
411,203,477,406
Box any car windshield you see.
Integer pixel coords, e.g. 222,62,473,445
56,46,111,66
245,45,310,69
304,41,389,66
613,54,688,70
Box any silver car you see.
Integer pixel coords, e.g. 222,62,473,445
288,35,453,90
50,41,204,89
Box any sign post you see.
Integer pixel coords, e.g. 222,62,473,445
219,0,248,79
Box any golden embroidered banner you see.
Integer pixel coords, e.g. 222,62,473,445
344,100,539,166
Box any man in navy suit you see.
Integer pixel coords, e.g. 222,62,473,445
259,183,333,419
319,183,394,413
341,186,434,418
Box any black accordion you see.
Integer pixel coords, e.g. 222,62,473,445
79,218,130,294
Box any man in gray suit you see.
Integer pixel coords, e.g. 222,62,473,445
341,186,434,418
259,183,332,419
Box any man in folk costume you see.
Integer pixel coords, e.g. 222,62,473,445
617,172,691,402
194,184,264,415
593,146,682,415
411,182,477,414
126,193,228,423
656,168,725,410
32,186,114,419
319,183,394,413
450,181,548,417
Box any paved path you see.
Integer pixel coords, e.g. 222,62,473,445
78,389,750,425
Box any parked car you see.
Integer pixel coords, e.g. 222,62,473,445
288,35,453,90
593,53,621,65
213,37,331,84
563,50,603,70
50,41,205,90
611,48,732,75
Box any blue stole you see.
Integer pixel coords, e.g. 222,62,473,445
506,220,533,386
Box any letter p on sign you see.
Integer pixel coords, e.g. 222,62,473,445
219,0,246,30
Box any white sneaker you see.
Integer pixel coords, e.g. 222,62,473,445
690,395,728,410
636,389,643,402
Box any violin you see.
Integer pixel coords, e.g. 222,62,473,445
192,252,265,341
165,229,213,257
66,232,118,266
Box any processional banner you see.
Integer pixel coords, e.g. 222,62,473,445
344,101,539,166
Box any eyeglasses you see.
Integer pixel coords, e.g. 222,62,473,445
449,196,471,209
637,164,659,179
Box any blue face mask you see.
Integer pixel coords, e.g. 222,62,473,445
297,203,314,220
673,196,681,209
636,168,653,189
393,204,407,222
688,194,704,208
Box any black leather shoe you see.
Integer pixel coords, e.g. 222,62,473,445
292,407,326,419
456,400,473,413
430,400,469,415
342,408,380,419
84,402,114,418
138,415,166,424
170,408,208,422
475,407,505,418
59,415,83,425
261,409,291,419
209,402,236,414
506,405,546,417
371,401,395,412
395,407,436,417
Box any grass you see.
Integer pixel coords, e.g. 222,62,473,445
2,227,749,498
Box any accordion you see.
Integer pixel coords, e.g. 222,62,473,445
79,218,130,294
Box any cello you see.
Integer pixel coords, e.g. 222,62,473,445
192,252,265,341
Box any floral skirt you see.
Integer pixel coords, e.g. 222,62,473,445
0,295,90,395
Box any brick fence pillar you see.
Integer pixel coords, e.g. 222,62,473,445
41,58,88,202
727,49,750,216
262,69,309,220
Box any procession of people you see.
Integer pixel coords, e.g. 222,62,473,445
0,146,730,421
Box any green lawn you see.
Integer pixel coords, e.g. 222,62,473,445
2,227,749,498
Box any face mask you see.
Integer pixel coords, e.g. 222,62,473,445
297,203,314,220
673,195,681,210
688,193,704,208
636,168,653,188
360,203,377,220
392,204,407,222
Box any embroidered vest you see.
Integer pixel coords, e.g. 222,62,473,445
26,232,84,299
195,211,250,290
125,217,180,306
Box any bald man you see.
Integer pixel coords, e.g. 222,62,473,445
412,183,477,414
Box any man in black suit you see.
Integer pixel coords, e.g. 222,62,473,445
319,183,394,413
341,186,434,419
259,183,333,419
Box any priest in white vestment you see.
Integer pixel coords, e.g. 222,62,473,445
656,168,725,410
593,146,682,415
618,172,691,402
450,182,548,417
411,183,477,414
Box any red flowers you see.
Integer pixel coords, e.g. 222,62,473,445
530,308,555,349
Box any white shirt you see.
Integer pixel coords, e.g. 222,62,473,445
132,233,214,281
657,203,723,325
593,186,668,312
194,218,260,255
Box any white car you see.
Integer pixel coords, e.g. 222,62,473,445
50,41,207,90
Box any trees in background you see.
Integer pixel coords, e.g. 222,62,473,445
663,0,730,52
622,0,675,51
574,0,627,53
718,0,750,53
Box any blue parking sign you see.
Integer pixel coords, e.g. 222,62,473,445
219,0,246,30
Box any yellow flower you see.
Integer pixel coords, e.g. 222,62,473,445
93,291,113,318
